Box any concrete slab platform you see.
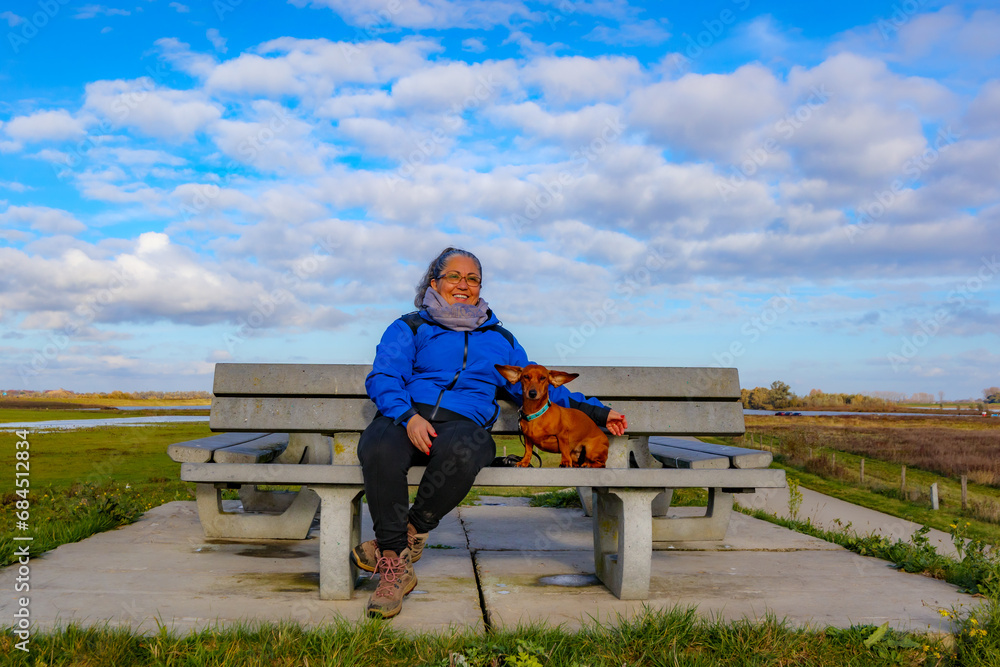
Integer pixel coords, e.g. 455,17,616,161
476,549,966,632
1,502,482,635
0,494,978,637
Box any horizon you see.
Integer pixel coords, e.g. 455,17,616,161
2,384,996,404
1,0,998,399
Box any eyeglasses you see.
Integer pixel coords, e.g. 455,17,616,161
437,271,482,287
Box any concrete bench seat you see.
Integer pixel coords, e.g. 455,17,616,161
172,362,785,601
169,432,291,464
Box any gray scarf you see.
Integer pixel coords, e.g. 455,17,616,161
421,287,490,331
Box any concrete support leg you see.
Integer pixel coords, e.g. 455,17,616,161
593,487,661,600
239,433,335,514
312,485,365,600
651,488,734,544
582,486,672,518
238,485,298,513
195,483,321,539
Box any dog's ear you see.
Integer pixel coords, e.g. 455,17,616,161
495,364,523,383
547,371,579,387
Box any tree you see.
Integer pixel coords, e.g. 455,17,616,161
769,380,792,408
749,386,771,410
984,387,1000,404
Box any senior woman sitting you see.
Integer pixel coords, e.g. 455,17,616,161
353,246,627,619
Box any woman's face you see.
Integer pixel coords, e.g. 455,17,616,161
431,256,482,306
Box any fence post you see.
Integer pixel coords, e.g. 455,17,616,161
961,475,968,510
860,458,865,484
901,465,906,494
931,483,939,510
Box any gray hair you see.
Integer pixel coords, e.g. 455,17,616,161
414,247,483,308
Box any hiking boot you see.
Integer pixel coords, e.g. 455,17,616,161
351,524,428,573
366,548,416,619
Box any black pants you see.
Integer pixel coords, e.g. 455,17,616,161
357,411,496,553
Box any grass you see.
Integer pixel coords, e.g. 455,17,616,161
736,419,1000,544
0,422,208,566
746,414,1000,485
0,607,959,666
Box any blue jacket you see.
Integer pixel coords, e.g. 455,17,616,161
366,309,610,429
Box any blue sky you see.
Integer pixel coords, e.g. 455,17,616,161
1,0,998,400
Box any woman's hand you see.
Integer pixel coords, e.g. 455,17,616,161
405,413,437,454
606,410,628,436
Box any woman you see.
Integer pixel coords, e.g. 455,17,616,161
353,247,627,619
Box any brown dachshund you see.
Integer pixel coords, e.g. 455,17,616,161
495,364,609,468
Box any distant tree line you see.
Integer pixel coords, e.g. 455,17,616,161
741,382,897,411
741,382,1000,411
77,390,212,400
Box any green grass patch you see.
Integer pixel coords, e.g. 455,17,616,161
0,423,211,493
0,423,210,563
0,607,957,666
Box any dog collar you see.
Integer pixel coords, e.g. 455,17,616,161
522,401,550,422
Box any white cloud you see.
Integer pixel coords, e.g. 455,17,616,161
0,233,314,329
4,109,88,143
629,64,784,160
391,60,516,112
462,37,486,53
84,79,222,141
290,0,530,29
0,181,32,192
207,28,227,54
208,103,328,174
522,56,642,105
74,5,131,19
0,205,87,234
894,7,1000,61
76,174,165,207
585,18,671,46
155,38,218,79
1,10,22,26
490,102,626,147
788,53,956,119
105,148,187,167
965,79,1000,137
169,2,190,13
317,91,394,119
336,117,416,158
782,103,926,186
204,37,441,101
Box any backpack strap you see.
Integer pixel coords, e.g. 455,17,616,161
483,321,516,349
400,311,426,335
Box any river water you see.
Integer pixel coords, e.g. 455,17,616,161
0,415,210,431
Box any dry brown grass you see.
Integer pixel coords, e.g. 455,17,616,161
747,414,1000,486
